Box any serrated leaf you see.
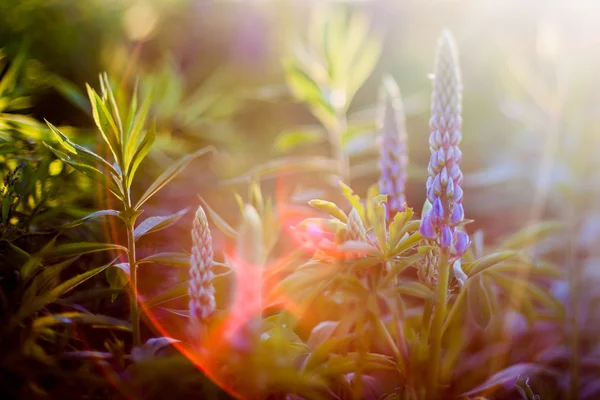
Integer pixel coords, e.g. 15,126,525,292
133,208,188,241
135,146,215,210
61,209,121,228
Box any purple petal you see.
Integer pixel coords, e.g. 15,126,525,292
437,148,445,167
440,225,452,247
440,167,449,186
432,197,444,220
454,147,463,164
453,185,463,203
446,177,455,198
450,203,464,224
419,212,436,239
430,151,439,170
433,174,442,196
453,230,470,256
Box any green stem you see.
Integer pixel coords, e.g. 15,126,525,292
328,110,349,183
126,215,140,347
429,249,449,398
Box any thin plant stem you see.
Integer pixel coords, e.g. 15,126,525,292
429,249,449,397
328,111,349,183
567,201,579,400
122,180,140,347
126,217,140,347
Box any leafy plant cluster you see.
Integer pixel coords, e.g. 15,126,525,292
0,3,596,400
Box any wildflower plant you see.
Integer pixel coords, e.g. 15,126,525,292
168,30,565,400
43,73,215,346
377,75,409,220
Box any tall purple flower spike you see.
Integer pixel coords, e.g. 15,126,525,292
419,30,470,260
378,75,409,221
188,205,216,323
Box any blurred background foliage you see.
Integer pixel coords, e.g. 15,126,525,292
1,0,599,398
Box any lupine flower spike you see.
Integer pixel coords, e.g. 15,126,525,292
378,75,409,221
419,30,470,262
188,205,216,331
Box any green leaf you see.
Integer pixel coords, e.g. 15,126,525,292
48,74,91,115
45,122,117,177
41,242,128,259
460,364,546,397
467,274,492,330
139,252,190,267
135,146,215,210
11,259,116,328
490,271,565,318
223,156,340,185
133,208,188,241
44,143,123,199
274,127,325,153
396,281,434,300
61,209,121,228
500,221,562,251
126,117,156,188
144,269,233,309
465,250,519,277
308,199,348,222
22,256,80,306
86,84,121,163
33,312,131,331
198,196,238,239
339,181,365,221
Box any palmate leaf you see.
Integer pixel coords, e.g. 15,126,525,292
135,146,215,210
133,208,189,241
308,199,348,222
